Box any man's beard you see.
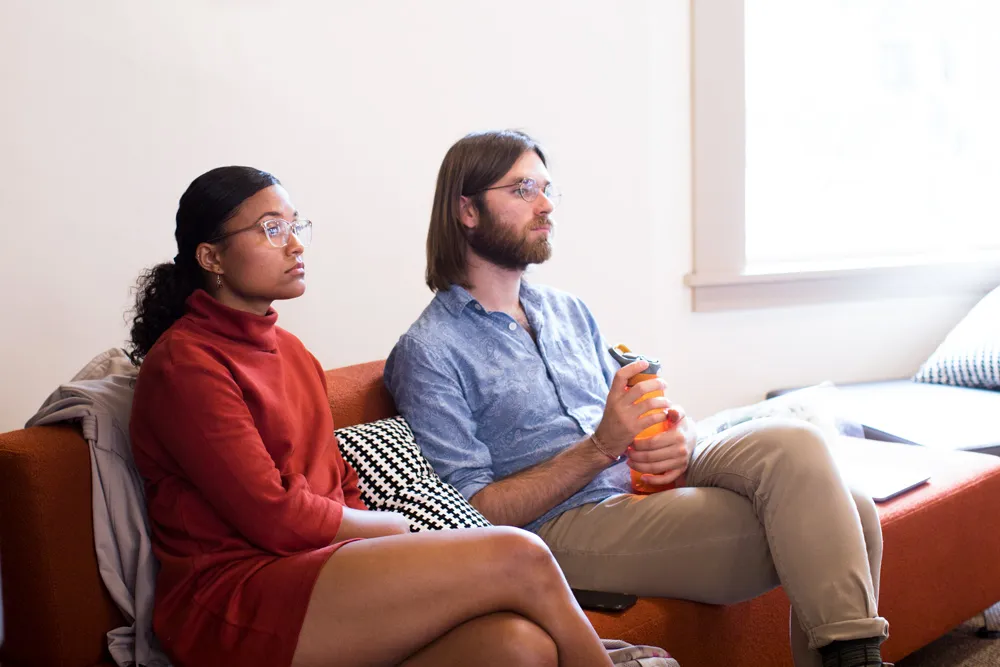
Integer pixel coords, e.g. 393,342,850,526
466,207,554,270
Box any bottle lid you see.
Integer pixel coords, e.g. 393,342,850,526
608,345,661,375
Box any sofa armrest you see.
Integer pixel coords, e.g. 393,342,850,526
0,425,123,667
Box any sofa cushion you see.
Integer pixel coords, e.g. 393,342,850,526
834,379,1000,455
768,379,1000,455
335,416,491,531
914,284,1000,390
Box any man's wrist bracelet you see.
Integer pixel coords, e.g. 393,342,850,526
590,432,624,463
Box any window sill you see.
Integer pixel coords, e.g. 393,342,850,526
684,257,1000,312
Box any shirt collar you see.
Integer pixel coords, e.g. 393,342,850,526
518,280,543,310
436,281,543,318
435,284,478,317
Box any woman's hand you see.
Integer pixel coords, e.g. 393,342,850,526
334,507,411,541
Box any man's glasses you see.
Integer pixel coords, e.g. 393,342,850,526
209,219,313,248
474,178,562,208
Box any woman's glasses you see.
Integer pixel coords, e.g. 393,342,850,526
209,219,313,248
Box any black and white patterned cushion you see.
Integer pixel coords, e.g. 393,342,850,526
914,284,1000,390
335,416,492,532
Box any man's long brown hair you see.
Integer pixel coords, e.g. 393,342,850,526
425,129,547,292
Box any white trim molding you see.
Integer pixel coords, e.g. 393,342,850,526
686,257,1000,312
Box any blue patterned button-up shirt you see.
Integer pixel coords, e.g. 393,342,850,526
384,282,630,532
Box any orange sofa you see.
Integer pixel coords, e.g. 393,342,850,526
3,360,1000,667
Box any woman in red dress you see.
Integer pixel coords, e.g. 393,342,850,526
128,166,614,667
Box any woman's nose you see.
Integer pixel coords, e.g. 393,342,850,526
286,235,305,256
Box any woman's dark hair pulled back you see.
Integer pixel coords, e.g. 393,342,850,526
126,166,280,364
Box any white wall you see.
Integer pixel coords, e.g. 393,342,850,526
0,0,975,432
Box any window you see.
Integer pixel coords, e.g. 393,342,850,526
688,0,1000,311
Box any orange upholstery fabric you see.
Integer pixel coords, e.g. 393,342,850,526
2,359,1000,667
325,361,396,427
872,442,1000,661
0,425,124,667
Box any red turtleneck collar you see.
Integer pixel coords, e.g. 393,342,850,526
183,289,279,352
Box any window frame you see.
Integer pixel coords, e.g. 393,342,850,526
686,0,1000,312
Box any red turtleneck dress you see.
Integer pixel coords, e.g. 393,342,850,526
131,289,367,667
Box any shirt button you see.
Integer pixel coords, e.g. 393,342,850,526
508,322,517,331
475,304,483,311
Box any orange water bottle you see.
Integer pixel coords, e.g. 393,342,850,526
609,344,681,495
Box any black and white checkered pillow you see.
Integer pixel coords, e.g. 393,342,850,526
335,416,492,532
914,284,1000,390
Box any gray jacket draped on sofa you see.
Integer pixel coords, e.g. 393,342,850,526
27,348,169,667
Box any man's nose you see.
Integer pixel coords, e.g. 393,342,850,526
536,191,555,215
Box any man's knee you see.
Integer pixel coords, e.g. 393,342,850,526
752,419,835,473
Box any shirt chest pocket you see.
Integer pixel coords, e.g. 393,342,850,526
547,339,609,410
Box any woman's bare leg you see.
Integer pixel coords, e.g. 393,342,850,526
400,612,557,667
291,527,612,667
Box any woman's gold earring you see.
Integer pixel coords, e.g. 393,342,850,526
216,274,223,288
